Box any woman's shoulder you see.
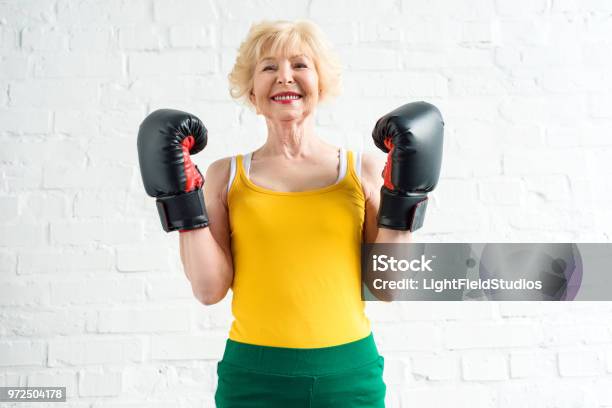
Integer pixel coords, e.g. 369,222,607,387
358,151,385,199
360,151,385,181
206,156,232,180
204,156,233,201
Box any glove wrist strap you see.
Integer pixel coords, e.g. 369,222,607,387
156,189,209,232
377,187,428,232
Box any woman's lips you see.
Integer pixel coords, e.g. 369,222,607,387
271,96,302,104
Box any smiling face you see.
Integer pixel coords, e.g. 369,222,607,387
249,52,320,122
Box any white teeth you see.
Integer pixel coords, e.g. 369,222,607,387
273,95,300,101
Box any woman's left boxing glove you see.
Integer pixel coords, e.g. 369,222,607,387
372,101,444,231
137,109,209,232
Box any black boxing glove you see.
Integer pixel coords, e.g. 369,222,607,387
372,101,444,231
137,109,209,232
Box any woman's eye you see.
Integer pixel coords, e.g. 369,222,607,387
262,63,306,71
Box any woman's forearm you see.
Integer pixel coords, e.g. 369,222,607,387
374,227,412,244
179,227,234,305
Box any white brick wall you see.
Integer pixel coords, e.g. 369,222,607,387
1,0,612,407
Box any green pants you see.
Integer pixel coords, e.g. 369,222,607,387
215,332,386,407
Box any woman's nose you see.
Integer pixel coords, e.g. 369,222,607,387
277,63,294,84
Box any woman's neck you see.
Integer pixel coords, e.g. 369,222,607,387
258,115,321,159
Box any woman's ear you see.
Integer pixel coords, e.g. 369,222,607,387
249,91,260,115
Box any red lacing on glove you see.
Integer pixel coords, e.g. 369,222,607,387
383,137,395,190
181,136,204,192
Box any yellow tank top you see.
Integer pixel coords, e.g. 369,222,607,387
227,149,371,348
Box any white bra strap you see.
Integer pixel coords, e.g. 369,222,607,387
227,156,237,195
336,147,346,183
243,152,253,178
354,151,362,179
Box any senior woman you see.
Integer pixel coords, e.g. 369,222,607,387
137,19,443,408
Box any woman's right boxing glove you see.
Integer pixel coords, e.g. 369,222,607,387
137,109,209,232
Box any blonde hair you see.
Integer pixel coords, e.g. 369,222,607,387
228,20,342,108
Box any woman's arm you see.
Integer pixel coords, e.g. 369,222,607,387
361,152,410,302
361,152,412,244
179,158,234,305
